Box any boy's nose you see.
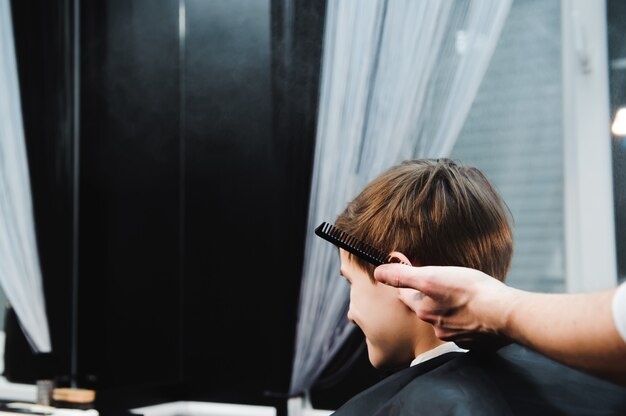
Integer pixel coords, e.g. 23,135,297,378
347,307,355,323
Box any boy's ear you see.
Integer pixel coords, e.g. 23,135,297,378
387,251,412,266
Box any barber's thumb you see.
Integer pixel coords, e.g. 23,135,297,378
374,263,427,291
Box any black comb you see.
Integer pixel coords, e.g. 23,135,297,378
315,222,389,266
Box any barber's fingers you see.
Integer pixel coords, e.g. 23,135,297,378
434,328,512,351
433,326,461,341
398,288,452,323
398,288,424,312
433,326,479,344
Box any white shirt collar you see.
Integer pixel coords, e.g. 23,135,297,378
410,342,468,367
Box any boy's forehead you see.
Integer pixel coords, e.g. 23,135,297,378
339,249,369,275
338,249,354,268
338,248,348,264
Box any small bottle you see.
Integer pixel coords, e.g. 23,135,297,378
36,379,54,406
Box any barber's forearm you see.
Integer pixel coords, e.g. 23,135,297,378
499,288,626,385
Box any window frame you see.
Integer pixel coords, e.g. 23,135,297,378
561,0,618,293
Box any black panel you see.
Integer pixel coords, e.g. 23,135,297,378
182,0,283,405
268,0,327,399
10,0,75,382
181,1,325,409
79,0,181,389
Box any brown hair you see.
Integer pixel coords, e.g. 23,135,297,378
335,159,513,281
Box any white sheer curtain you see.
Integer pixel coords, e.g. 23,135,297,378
0,0,52,353
289,0,511,400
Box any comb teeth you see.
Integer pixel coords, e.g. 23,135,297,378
315,222,389,266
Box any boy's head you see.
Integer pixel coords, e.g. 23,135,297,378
334,159,513,369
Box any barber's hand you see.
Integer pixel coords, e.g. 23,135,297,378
374,264,517,351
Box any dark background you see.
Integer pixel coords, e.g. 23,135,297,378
7,0,383,414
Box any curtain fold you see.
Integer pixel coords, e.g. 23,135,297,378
289,0,512,398
0,0,52,353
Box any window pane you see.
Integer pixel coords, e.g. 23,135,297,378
451,0,564,292
608,0,626,284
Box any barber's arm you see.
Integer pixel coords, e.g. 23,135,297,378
374,264,626,386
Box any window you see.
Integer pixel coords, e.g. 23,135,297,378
452,0,617,293
451,0,565,292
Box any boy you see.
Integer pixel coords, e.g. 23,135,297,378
322,159,626,415
333,158,512,372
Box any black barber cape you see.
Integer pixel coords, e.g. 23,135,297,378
331,344,626,415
